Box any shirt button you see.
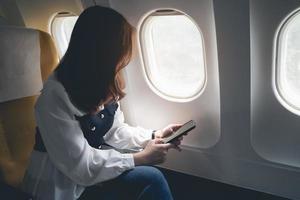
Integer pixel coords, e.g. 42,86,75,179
99,105,104,110
100,114,104,119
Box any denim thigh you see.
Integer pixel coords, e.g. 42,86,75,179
79,166,173,200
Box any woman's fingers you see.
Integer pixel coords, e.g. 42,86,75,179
171,140,181,146
171,139,182,151
173,145,182,152
153,137,183,155
161,124,183,138
154,138,165,144
172,124,183,131
156,143,174,149
156,142,182,152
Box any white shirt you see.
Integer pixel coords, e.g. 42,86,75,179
21,73,153,200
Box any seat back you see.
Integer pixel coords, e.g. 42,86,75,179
0,27,58,187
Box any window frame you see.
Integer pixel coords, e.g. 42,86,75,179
50,12,78,58
138,9,208,102
273,8,300,115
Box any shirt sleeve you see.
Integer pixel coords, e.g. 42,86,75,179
103,103,153,150
35,83,135,186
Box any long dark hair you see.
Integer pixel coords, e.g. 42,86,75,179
55,6,134,113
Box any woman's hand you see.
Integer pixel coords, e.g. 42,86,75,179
133,138,175,166
154,124,184,151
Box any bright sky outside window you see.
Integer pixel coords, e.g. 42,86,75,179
51,14,78,58
276,11,300,111
140,11,206,101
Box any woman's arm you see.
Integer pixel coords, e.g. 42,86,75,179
103,104,183,151
103,104,153,150
35,83,135,186
133,139,172,166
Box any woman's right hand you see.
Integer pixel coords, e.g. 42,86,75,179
133,139,175,166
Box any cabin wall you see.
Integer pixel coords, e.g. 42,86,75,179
103,0,300,199
0,8,5,25
0,0,25,26
15,0,83,32
251,0,300,168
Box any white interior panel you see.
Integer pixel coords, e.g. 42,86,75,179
0,27,42,102
251,0,300,168
109,0,220,149
77,1,300,199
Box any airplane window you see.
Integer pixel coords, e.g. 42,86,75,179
51,14,78,58
139,10,206,102
275,10,300,112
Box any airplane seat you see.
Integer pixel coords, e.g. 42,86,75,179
0,16,7,26
0,26,59,191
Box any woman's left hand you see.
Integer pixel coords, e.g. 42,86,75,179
154,124,183,151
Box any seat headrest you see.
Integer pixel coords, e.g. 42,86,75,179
0,26,43,103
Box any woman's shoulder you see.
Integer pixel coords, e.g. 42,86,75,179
35,71,84,116
40,72,64,95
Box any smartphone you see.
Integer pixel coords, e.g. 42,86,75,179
163,120,196,143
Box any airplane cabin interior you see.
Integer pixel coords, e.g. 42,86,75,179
0,0,300,199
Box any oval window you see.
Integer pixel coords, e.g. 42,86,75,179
276,10,300,112
139,10,206,101
51,13,78,58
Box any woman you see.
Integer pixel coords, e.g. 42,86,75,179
22,5,183,200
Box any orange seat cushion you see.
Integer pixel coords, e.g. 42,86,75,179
0,30,58,187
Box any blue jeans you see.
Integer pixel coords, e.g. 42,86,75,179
79,166,173,200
